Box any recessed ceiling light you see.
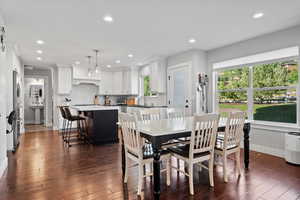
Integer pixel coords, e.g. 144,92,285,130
115,60,121,64
107,65,111,68
103,15,114,23
75,61,80,65
36,40,44,45
36,50,43,54
252,12,264,19
128,54,133,58
188,38,196,44
36,57,42,61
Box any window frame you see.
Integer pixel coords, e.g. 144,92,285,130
213,56,300,126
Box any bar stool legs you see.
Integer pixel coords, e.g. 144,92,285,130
61,107,89,148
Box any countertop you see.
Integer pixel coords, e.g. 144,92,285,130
70,105,120,111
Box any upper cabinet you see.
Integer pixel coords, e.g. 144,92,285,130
99,71,113,94
99,69,138,95
112,71,123,94
149,60,166,93
57,67,72,94
123,69,138,95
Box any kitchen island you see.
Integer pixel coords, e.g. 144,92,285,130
71,105,119,145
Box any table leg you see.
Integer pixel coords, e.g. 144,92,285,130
243,123,250,169
152,146,161,200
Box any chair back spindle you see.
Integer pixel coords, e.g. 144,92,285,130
167,107,185,119
139,108,161,122
190,114,220,157
223,112,245,150
119,112,143,158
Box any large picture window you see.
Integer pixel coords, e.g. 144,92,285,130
217,59,298,124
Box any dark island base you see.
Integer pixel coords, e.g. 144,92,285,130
80,109,119,145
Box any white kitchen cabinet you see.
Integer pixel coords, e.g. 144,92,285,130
99,69,138,95
130,70,139,95
112,71,123,94
149,60,166,93
99,71,113,94
122,71,130,94
122,70,139,95
57,67,72,94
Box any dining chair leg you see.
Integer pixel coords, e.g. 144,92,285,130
209,156,214,187
166,156,170,186
124,153,129,183
223,154,228,182
188,163,194,195
137,163,143,196
236,150,241,175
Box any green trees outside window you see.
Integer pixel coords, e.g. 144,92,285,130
144,76,151,96
217,60,298,123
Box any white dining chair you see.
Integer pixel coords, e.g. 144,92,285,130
139,108,162,121
166,107,185,119
168,114,220,195
215,112,245,182
119,112,171,196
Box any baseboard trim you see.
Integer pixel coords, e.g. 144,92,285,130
250,144,284,158
0,157,8,179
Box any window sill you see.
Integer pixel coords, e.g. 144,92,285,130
250,120,300,132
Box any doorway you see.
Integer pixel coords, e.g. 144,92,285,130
24,76,51,132
167,62,192,116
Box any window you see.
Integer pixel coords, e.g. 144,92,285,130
216,60,298,124
143,75,151,96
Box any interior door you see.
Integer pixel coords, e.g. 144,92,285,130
167,63,192,116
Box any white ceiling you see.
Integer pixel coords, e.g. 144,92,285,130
1,0,300,69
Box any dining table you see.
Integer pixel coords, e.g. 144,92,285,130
120,117,251,200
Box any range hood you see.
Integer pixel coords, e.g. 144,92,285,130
72,77,100,86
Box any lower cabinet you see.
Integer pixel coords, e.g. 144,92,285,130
84,110,118,144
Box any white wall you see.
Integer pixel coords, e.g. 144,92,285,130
5,46,24,150
0,13,25,176
0,38,8,178
207,25,300,158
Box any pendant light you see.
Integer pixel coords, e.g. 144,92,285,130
87,55,92,77
94,49,100,74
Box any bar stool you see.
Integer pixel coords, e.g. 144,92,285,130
58,106,67,142
64,106,87,147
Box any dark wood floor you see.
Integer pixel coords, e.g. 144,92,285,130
0,131,299,200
